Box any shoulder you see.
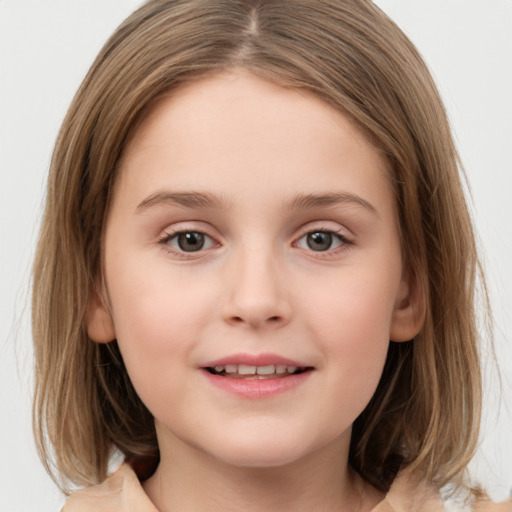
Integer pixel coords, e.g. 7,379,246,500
374,469,511,512
62,464,159,512
373,469,445,512
472,498,511,512
61,463,510,512
445,498,512,512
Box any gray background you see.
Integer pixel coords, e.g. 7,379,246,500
1,1,511,510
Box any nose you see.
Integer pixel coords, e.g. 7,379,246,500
221,246,292,330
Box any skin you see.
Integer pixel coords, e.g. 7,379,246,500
87,70,423,511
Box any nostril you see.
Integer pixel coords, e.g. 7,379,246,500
228,314,283,327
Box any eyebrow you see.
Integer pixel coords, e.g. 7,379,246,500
136,191,233,212
287,192,378,216
135,190,378,216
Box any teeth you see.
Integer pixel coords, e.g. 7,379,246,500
210,364,304,376
257,365,275,375
238,364,256,375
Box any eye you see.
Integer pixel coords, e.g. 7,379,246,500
296,230,348,252
162,231,216,253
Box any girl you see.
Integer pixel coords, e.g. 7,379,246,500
30,0,510,510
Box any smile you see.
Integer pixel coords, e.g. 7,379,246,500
206,364,308,379
201,355,314,398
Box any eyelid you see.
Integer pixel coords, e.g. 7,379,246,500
163,231,216,248
295,231,345,249
155,221,354,259
157,223,221,258
292,223,354,255
295,221,354,241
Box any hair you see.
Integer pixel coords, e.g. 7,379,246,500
33,0,484,495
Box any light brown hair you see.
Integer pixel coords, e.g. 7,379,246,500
33,0,483,494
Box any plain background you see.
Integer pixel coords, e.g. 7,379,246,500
1,1,511,510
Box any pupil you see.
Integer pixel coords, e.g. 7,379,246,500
178,232,205,252
307,232,332,251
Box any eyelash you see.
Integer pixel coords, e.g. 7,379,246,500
157,227,353,258
295,229,353,256
157,229,218,258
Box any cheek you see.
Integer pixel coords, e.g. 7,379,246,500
301,265,399,409
108,257,215,342
305,262,399,342
105,263,217,403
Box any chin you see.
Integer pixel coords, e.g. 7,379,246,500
216,446,307,469
202,428,326,469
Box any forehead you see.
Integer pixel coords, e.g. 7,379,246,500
124,70,374,160
114,70,393,216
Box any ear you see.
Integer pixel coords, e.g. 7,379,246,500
86,286,116,343
390,270,426,342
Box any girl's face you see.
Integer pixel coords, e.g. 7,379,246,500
88,70,421,469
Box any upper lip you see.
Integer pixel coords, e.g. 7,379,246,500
201,353,309,368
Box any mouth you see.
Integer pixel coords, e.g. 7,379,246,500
205,364,312,379
200,354,314,397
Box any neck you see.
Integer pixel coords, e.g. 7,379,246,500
142,430,383,512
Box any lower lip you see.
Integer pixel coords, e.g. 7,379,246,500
201,369,312,398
